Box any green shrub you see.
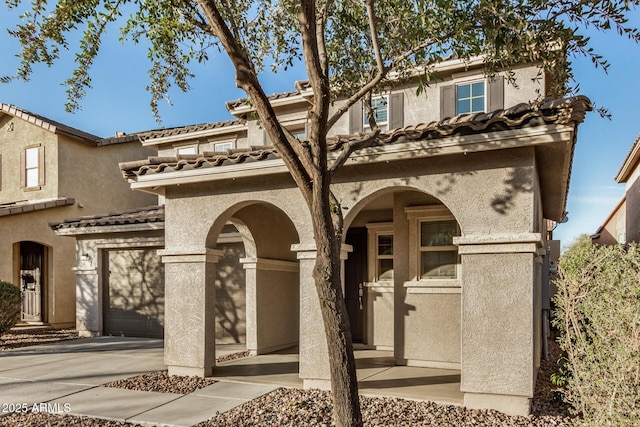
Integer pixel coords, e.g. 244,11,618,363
0,280,21,335
553,242,640,426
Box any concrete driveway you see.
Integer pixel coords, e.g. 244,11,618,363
0,337,276,426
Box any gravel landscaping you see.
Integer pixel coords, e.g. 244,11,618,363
0,330,579,426
0,328,82,351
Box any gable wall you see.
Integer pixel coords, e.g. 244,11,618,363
0,113,60,203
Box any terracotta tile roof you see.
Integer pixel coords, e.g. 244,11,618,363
226,80,312,111
49,205,164,230
136,120,245,142
0,103,101,144
0,103,149,147
0,197,75,217
121,96,591,179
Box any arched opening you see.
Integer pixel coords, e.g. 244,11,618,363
207,202,301,376
342,187,463,402
16,241,48,324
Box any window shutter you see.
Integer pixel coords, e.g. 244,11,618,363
304,121,311,141
440,85,456,119
20,149,26,188
487,75,504,113
349,101,364,134
38,146,45,186
389,92,404,130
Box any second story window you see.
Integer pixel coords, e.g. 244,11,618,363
350,93,404,134
176,146,197,155
214,142,234,152
363,96,389,130
440,75,503,119
456,81,485,114
21,145,44,189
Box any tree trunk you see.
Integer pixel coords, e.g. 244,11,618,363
310,184,362,427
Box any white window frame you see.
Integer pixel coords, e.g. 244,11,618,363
405,206,461,287
363,95,389,131
176,145,198,155
456,80,486,115
25,146,40,187
366,222,394,283
214,141,234,152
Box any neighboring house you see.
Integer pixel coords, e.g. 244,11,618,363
592,134,640,244
0,103,157,328
51,206,246,342
53,57,590,416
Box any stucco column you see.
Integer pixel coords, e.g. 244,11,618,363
454,233,544,416
72,251,101,337
240,257,299,355
159,247,223,377
291,243,352,390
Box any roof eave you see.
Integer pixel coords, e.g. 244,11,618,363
126,124,575,198
53,221,165,236
615,134,640,183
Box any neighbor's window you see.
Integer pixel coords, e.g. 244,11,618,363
214,142,234,152
176,146,197,155
376,234,394,281
419,220,459,279
363,95,389,130
24,146,42,188
456,81,485,114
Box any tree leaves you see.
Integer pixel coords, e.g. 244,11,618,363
3,0,640,123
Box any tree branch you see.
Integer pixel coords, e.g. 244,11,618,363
328,130,380,175
195,0,313,200
326,0,387,130
298,0,330,172
316,0,333,77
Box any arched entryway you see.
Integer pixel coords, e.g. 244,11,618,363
207,202,301,357
343,187,463,379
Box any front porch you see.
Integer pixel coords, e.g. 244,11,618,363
212,345,463,405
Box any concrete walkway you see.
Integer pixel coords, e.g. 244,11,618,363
0,337,277,426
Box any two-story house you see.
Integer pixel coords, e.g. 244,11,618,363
53,57,590,416
0,104,157,328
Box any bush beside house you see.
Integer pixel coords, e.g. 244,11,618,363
0,281,21,334
553,240,640,426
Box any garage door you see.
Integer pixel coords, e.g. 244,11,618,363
103,249,164,338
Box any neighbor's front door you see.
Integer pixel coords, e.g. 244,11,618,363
20,242,44,323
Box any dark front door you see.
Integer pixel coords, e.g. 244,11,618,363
20,242,45,323
344,227,368,343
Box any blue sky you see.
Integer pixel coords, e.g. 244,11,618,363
1,7,639,248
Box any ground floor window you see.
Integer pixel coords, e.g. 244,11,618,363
406,205,460,282
419,219,459,279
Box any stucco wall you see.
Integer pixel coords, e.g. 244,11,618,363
626,178,640,243
0,114,59,203
57,137,157,210
0,207,78,327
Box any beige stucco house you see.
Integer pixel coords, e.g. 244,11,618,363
593,133,640,244
53,58,590,416
0,104,157,328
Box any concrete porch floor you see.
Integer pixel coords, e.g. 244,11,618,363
212,346,463,405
